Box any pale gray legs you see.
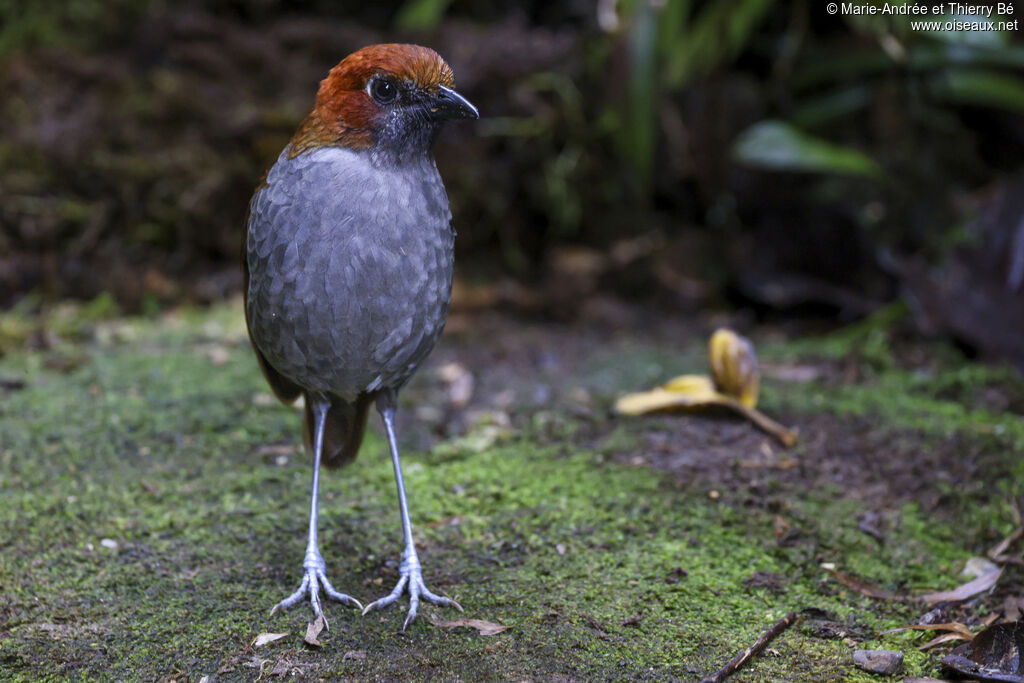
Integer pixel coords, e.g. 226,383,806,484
271,396,361,627
362,390,462,630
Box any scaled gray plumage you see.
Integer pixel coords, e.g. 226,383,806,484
246,147,454,401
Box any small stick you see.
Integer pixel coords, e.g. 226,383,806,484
700,611,798,683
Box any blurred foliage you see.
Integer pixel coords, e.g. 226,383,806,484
396,0,454,31
732,120,882,177
0,0,1022,336
0,0,158,55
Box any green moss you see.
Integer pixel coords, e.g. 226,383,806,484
0,302,1020,679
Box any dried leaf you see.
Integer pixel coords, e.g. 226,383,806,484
825,568,904,601
438,362,474,407
251,632,289,648
920,632,974,650
269,659,291,676
303,615,325,647
614,327,796,446
617,376,720,412
989,526,1024,560
615,379,796,446
429,617,509,636
963,556,1002,580
1004,596,1023,623
205,345,230,366
942,622,1024,682
880,622,975,638
708,329,759,408
920,568,1003,606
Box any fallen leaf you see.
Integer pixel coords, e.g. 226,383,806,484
774,515,791,539
942,621,1024,682
438,362,474,407
304,615,325,647
252,632,289,648
825,568,904,601
920,632,974,650
708,329,759,408
919,568,1003,606
429,617,509,636
269,659,292,677
879,622,975,639
990,526,1024,560
617,376,719,412
614,329,795,446
962,556,1001,579
205,346,230,366
1005,596,1023,622
615,381,796,446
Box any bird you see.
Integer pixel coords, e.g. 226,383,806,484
243,43,478,630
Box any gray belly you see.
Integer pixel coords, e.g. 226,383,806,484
245,147,455,401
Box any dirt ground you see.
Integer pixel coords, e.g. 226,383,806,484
1,299,1022,680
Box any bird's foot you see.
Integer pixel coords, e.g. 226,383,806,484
270,550,362,628
362,551,462,630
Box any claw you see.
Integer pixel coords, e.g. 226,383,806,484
271,563,362,628
363,562,461,630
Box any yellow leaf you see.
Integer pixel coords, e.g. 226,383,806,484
709,329,759,408
660,374,718,396
615,383,727,415
614,330,796,447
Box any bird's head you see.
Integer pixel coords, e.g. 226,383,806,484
289,44,478,163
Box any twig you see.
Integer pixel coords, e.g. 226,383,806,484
700,612,798,683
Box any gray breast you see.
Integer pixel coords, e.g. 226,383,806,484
246,146,455,401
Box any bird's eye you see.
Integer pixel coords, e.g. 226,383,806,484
369,78,398,105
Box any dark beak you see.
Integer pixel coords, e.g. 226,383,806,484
430,85,479,120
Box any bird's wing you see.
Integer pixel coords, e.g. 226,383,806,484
242,192,302,404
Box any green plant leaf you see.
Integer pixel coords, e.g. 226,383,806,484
731,120,882,178
663,0,774,86
395,0,452,31
932,69,1024,114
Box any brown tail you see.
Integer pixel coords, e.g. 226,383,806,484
303,392,372,468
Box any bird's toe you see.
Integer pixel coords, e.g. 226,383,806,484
270,567,360,623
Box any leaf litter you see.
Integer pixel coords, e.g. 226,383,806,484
251,632,289,648
303,615,325,647
428,617,510,636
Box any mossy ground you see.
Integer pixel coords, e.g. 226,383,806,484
1,300,1022,681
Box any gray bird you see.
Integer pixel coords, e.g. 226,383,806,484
244,44,478,629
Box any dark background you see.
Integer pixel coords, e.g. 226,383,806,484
1,0,1022,366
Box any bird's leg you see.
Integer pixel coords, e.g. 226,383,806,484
362,390,462,630
271,395,361,627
